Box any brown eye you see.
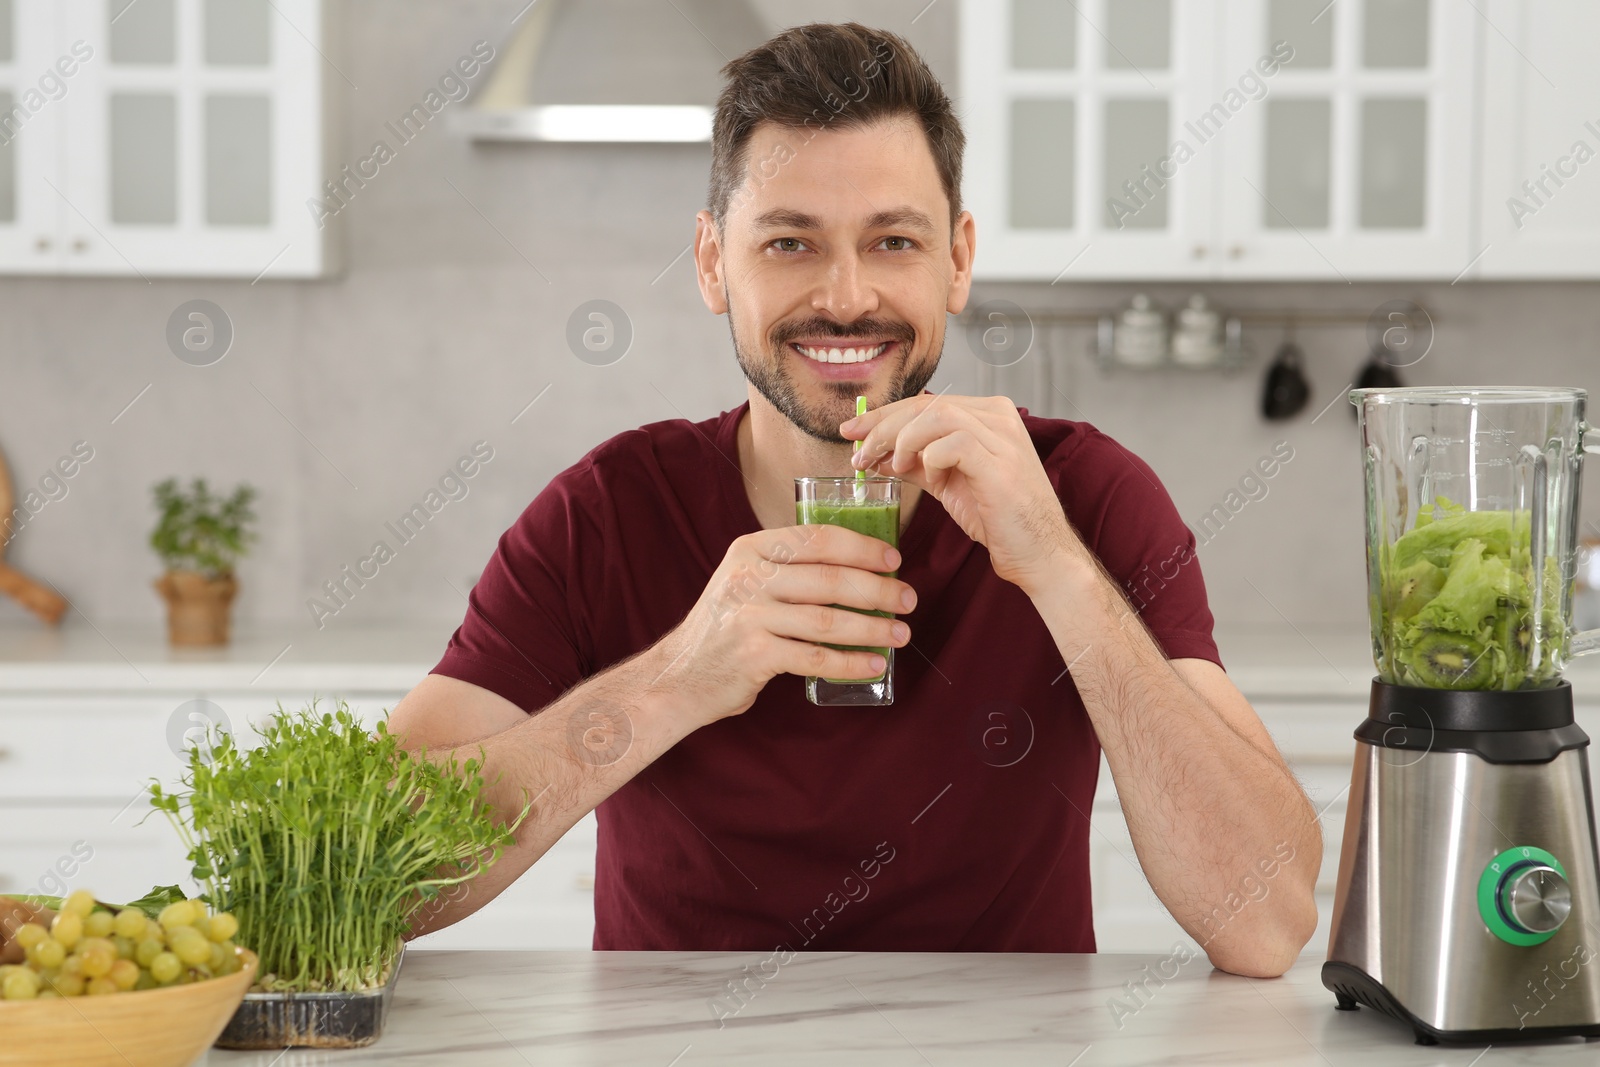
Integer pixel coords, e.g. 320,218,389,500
880,236,912,251
773,238,806,253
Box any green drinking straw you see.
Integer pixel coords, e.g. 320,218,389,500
853,394,867,501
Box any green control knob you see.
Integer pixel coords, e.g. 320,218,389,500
1478,846,1570,946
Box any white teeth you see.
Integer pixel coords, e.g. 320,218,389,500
797,343,887,365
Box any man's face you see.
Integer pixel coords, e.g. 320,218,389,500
696,115,974,443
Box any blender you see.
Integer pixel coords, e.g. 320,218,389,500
1324,386,1600,1044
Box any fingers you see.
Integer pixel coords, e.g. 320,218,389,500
764,561,915,614
747,523,901,573
919,430,997,479
767,634,893,683
756,599,910,650
848,397,1006,474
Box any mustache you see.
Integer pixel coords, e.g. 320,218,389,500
770,317,915,347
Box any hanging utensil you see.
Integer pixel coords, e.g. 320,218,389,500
1351,344,1405,417
1261,325,1311,420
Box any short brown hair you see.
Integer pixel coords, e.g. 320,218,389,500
709,23,965,235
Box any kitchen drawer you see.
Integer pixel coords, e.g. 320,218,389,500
1252,701,1370,761
410,813,598,951
0,803,190,905
0,697,188,803
1089,800,1338,952
1094,906,1187,953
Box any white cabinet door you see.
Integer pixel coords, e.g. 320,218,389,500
0,0,66,271
0,696,183,804
1475,0,1600,277
961,0,1221,281
1215,0,1478,279
409,813,598,951
48,0,327,278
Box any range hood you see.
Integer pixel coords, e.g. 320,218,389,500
458,0,770,143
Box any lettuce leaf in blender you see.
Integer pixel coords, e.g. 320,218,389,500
1380,497,1554,690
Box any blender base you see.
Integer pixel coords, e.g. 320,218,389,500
1323,962,1600,1045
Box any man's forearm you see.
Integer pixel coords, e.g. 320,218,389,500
1029,558,1320,975
407,646,698,936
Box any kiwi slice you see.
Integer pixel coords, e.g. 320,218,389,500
1495,607,1534,690
1404,630,1496,689
1386,559,1447,623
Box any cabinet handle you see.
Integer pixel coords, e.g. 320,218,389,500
35,236,51,252
0,746,10,759
1191,244,1207,259
575,872,595,891
1228,245,1244,259
72,237,89,253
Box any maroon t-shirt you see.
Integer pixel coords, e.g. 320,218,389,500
431,401,1221,952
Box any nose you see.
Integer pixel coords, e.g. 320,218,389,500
811,248,880,323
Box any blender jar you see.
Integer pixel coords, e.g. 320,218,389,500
1352,387,1600,690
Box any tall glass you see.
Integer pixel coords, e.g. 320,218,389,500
1352,386,1600,690
794,476,901,706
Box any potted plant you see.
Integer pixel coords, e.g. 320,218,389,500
149,478,257,647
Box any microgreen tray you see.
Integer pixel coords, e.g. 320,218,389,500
213,945,404,1050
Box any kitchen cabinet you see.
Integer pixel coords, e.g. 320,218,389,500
960,0,1483,280
1214,0,1476,279
0,0,333,278
1475,0,1600,277
0,0,56,269
959,0,1221,280
0,688,600,950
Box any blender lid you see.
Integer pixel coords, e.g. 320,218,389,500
1349,385,1587,405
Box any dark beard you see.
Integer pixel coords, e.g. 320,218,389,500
728,302,938,443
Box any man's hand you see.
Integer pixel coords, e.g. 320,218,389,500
647,524,915,725
842,394,1085,595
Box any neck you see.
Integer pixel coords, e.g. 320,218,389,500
736,387,920,532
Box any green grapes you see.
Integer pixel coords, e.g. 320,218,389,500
0,894,245,1001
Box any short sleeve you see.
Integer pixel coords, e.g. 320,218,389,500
429,464,598,714
1052,429,1224,670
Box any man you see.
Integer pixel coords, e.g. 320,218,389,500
391,23,1318,977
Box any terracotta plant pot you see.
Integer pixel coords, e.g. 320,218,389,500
155,570,238,646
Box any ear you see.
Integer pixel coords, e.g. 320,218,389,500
694,210,728,315
946,210,977,316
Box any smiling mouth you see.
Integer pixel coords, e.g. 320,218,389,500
790,341,891,365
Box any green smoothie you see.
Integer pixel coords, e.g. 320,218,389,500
795,498,900,683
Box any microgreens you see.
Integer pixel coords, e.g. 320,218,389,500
150,701,527,992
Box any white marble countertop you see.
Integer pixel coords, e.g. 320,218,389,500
203,949,1600,1066
0,622,1596,700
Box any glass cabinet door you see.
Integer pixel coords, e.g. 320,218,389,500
0,0,65,271
1216,0,1476,278
961,0,1220,280
57,0,324,277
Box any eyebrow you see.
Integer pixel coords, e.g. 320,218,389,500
750,206,939,235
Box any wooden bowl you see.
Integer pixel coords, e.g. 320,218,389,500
0,948,258,1067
